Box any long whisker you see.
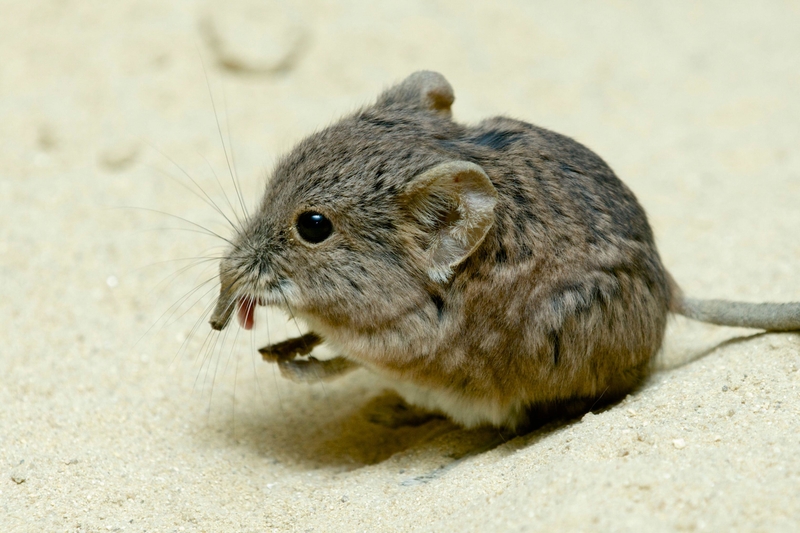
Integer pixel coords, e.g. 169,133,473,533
164,280,221,332
134,227,230,241
132,254,222,273
160,259,242,336
117,206,235,246
194,327,222,392
168,262,252,385
222,86,249,220
199,154,244,229
176,318,214,372
277,286,332,402
119,246,222,332
277,288,306,344
249,321,266,409
173,284,226,363
144,148,238,231
200,54,249,225
228,319,245,435
206,309,238,418
121,235,224,352
203,322,230,419
257,301,288,421
132,266,218,352
146,258,218,298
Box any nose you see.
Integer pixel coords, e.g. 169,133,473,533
209,283,237,330
209,258,239,330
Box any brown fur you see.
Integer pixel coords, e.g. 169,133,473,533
208,71,799,429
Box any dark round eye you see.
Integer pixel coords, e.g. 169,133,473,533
296,211,333,243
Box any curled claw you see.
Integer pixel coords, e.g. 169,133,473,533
258,332,322,362
260,333,358,383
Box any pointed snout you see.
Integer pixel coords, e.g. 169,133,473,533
209,282,237,331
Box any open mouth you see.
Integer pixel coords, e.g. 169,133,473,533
236,296,265,330
209,291,265,331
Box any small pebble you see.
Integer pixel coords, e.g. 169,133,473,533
98,139,140,171
672,438,686,449
37,124,58,151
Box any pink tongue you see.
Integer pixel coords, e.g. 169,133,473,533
237,297,256,330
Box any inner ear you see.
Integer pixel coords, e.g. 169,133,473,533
377,71,455,116
401,161,498,283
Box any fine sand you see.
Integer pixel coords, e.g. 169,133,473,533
2,1,800,531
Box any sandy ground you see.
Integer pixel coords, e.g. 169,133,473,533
2,1,800,531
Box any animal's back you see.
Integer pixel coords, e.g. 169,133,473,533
410,116,675,426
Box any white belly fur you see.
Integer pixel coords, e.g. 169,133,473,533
384,374,524,429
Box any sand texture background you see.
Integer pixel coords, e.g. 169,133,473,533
2,1,800,531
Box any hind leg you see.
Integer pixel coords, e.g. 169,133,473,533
520,362,650,432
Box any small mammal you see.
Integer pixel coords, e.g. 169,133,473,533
208,71,800,430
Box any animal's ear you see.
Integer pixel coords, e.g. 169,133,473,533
400,161,497,283
377,71,454,116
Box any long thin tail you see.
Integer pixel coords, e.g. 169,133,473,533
676,297,800,332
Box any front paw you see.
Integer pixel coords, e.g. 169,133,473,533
258,332,322,362
277,356,359,383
